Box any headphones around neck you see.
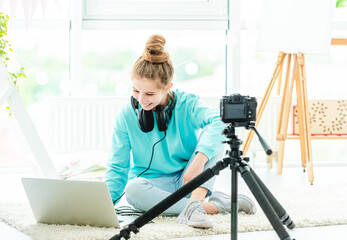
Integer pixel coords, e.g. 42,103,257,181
131,92,176,133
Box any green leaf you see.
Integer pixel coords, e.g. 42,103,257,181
6,106,10,110
0,11,27,104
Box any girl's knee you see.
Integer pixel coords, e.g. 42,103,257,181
125,177,151,206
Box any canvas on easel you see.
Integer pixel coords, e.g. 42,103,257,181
0,61,58,179
257,0,335,55
243,0,336,184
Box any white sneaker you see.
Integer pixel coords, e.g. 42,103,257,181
239,194,257,214
208,191,257,214
177,200,213,229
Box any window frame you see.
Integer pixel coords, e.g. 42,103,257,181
83,0,228,20
82,0,229,30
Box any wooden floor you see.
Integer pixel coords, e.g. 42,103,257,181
1,163,347,240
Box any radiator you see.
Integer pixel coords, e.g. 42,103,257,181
48,96,282,154
48,97,129,153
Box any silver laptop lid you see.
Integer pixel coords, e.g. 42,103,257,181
21,177,120,228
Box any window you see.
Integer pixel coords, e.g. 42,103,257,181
1,0,70,105
8,29,69,104
81,30,226,97
0,1,69,168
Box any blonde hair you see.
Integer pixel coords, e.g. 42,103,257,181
132,34,174,87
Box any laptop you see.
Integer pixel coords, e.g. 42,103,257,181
21,177,120,228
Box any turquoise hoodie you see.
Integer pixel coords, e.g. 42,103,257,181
105,90,226,203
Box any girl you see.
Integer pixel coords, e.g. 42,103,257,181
105,34,256,229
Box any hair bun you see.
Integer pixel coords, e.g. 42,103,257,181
142,34,170,63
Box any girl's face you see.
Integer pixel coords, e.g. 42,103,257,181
132,77,173,111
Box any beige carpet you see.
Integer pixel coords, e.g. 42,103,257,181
1,184,347,240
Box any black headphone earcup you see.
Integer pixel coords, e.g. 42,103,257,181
155,105,169,132
139,109,154,133
130,96,138,109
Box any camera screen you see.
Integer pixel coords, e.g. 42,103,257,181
224,103,246,120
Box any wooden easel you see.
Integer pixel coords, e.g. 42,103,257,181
242,38,347,185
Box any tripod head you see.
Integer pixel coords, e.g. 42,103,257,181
222,121,272,161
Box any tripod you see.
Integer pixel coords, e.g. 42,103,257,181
110,123,295,240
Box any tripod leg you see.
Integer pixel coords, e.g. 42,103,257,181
238,163,292,240
231,163,238,240
249,168,295,229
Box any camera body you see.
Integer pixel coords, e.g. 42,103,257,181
220,94,257,123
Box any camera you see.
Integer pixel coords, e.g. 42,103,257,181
220,93,257,123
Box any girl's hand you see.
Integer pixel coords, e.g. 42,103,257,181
183,152,208,185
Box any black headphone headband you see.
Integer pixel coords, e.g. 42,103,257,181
131,91,176,132
166,92,176,118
